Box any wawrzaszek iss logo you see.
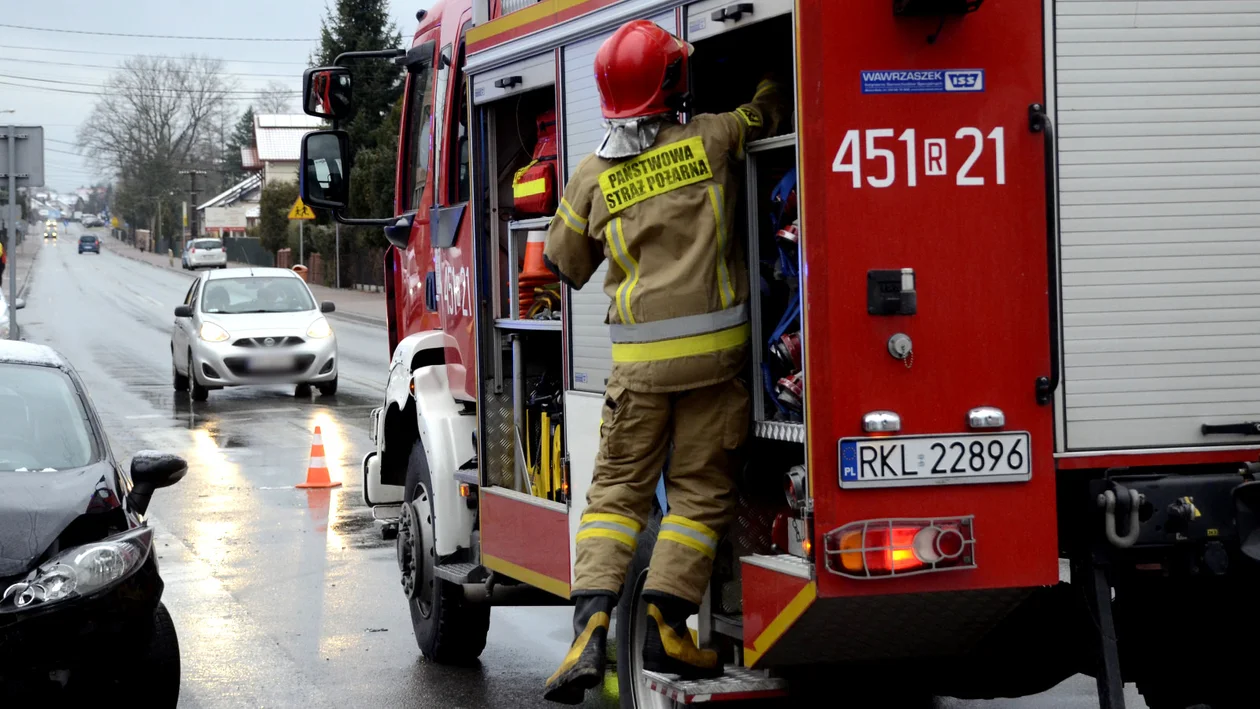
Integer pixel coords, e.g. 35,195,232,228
944,70,984,92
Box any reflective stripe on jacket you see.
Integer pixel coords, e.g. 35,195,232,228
544,80,783,393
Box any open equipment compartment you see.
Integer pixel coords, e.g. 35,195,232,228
687,9,803,445
678,1,811,637
472,68,569,504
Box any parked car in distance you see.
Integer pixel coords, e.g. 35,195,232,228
171,267,338,401
78,235,101,254
181,238,227,270
0,341,185,704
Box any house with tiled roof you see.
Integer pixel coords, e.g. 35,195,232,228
248,114,325,186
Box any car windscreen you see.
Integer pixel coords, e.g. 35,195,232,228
192,239,223,250
0,364,99,472
79,236,96,243
200,277,315,314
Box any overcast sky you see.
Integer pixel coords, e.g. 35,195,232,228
0,0,436,193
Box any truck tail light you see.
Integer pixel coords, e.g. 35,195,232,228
823,517,975,579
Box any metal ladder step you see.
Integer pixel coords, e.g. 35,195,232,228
644,666,788,703
434,562,487,584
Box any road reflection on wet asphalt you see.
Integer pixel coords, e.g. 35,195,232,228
14,230,1143,708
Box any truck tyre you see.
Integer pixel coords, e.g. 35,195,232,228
616,510,682,709
399,439,489,664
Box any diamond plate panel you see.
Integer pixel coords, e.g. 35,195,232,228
645,666,787,703
483,392,515,488
755,421,805,443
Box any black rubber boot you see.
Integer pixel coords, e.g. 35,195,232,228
641,592,723,679
543,592,616,704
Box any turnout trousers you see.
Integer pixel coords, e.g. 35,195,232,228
571,377,749,604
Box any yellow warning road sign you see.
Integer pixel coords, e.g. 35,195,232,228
288,197,316,221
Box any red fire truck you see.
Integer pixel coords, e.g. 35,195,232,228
298,1,1260,706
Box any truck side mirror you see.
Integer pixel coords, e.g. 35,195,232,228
303,66,353,120
301,130,352,211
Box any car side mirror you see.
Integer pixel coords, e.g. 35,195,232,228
301,130,351,211
320,301,336,313
13,299,24,310
128,451,187,516
174,305,193,318
303,66,353,121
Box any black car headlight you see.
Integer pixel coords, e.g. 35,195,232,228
2,527,153,610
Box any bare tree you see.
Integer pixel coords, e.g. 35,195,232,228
77,55,234,241
254,81,297,114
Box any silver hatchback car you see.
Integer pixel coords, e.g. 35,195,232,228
171,268,337,400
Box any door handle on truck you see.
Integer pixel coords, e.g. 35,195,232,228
494,76,522,90
1202,422,1260,436
1030,103,1060,407
712,3,755,22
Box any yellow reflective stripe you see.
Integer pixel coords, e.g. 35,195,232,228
514,178,547,198
708,186,734,309
615,219,639,324
605,221,632,325
659,530,717,559
555,208,583,235
662,514,719,542
611,323,750,363
559,197,587,230
753,80,776,100
576,528,638,549
581,513,642,533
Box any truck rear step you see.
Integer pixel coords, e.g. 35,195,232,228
644,667,788,703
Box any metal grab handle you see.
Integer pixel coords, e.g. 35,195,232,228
494,76,523,90
1202,422,1260,436
1097,489,1142,549
712,3,754,22
1030,104,1060,407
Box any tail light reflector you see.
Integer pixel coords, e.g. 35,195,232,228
823,517,976,579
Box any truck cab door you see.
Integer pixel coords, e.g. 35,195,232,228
396,33,442,351
430,16,477,402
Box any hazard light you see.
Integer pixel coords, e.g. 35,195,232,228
822,517,975,579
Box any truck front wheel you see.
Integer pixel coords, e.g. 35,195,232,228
399,440,489,664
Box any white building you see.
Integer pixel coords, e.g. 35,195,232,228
197,174,262,238
247,114,325,186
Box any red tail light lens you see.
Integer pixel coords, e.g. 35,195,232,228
823,517,975,579
190,248,197,253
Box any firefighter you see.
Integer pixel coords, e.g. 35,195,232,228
541,20,784,704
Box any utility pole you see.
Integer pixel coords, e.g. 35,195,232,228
6,125,16,336
179,169,207,253
2,122,42,339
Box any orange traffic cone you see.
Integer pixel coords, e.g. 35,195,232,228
296,426,341,489
518,230,556,317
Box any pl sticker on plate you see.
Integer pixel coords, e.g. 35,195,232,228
861,69,985,95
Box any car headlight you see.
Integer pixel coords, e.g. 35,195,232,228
199,322,230,342
2,527,153,610
307,317,333,339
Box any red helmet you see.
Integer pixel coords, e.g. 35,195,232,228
594,20,692,120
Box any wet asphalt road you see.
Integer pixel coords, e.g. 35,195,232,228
16,227,1144,708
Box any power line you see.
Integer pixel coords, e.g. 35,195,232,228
0,72,299,94
0,23,317,43
0,78,300,98
0,44,307,65
0,56,301,79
